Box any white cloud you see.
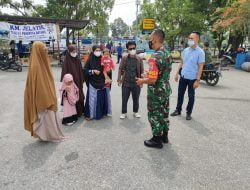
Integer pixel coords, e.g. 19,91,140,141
109,0,138,26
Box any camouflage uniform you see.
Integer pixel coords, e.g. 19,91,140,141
147,47,172,136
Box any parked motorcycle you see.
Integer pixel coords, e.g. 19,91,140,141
220,48,245,67
0,52,22,72
221,54,235,67
201,62,222,86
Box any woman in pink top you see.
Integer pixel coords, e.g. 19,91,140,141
60,74,79,125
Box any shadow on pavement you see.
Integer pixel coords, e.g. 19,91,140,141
144,144,181,180
119,118,147,134
22,141,58,170
200,83,232,90
83,116,113,130
196,96,250,103
180,117,212,137
61,117,84,133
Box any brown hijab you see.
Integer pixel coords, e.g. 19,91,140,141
60,44,85,116
24,41,57,135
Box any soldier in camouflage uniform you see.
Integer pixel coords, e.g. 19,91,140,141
136,29,172,148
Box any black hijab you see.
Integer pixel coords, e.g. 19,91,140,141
84,45,105,89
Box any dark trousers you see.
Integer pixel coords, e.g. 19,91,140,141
11,49,15,59
117,54,122,64
176,77,196,114
122,86,141,114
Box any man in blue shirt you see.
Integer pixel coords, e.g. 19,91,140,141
171,32,205,120
17,40,25,58
117,43,123,64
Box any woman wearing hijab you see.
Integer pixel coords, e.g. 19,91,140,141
84,45,108,120
61,45,84,117
24,42,65,142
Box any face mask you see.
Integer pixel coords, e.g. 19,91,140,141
70,52,77,57
94,51,102,57
129,49,136,56
188,40,195,47
148,41,153,49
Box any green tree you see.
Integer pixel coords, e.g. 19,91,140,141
141,0,207,48
110,17,129,37
34,0,114,44
0,0,35,16
212,0,249,52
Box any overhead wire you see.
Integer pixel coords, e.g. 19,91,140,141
113,0,136,6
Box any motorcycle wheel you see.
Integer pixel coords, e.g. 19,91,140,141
1,66,8,71
221,58,231,67
17,66,22,72
206,72,219,86
221,59,227,67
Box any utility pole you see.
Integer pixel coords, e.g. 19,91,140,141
136,0,140,39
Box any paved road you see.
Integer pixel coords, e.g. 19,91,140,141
0,60,250,190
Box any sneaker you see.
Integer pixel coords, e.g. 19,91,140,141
133,112,141,118
107,114,112,117
120,114,127,119
66,122,74,126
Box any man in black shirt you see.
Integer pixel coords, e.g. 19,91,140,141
117,41,144,119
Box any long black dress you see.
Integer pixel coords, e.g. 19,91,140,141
83,47,108,120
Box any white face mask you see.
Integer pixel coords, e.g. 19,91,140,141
129,50,136,56
188,40,195,47
70,52,77,57
94,51,102,57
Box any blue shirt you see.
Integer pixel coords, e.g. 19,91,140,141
117,46,123,55
181,46,205,80
17,43,24,53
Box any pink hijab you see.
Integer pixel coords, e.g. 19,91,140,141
60,74,79,105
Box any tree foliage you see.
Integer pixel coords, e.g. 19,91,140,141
1,0,115,41
141,0,207,48
212,0,250,50
0,0,35,16
213,0,250,34
110,17,129,37
140,0,249,51
34,0,114,37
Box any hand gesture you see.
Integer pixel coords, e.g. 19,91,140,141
117,81,122,87
94,70,100,75
65,86,71,92
193,80,200,89
174,73,179,82
136,77,144,86
141,71,149,78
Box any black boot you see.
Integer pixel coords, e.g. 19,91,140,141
170,110,181,116
144,136,163,149
186,113,192,120
162,131,169,144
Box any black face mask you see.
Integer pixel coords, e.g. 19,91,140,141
148,40,153,49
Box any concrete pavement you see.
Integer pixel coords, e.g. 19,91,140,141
0,61,250,190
